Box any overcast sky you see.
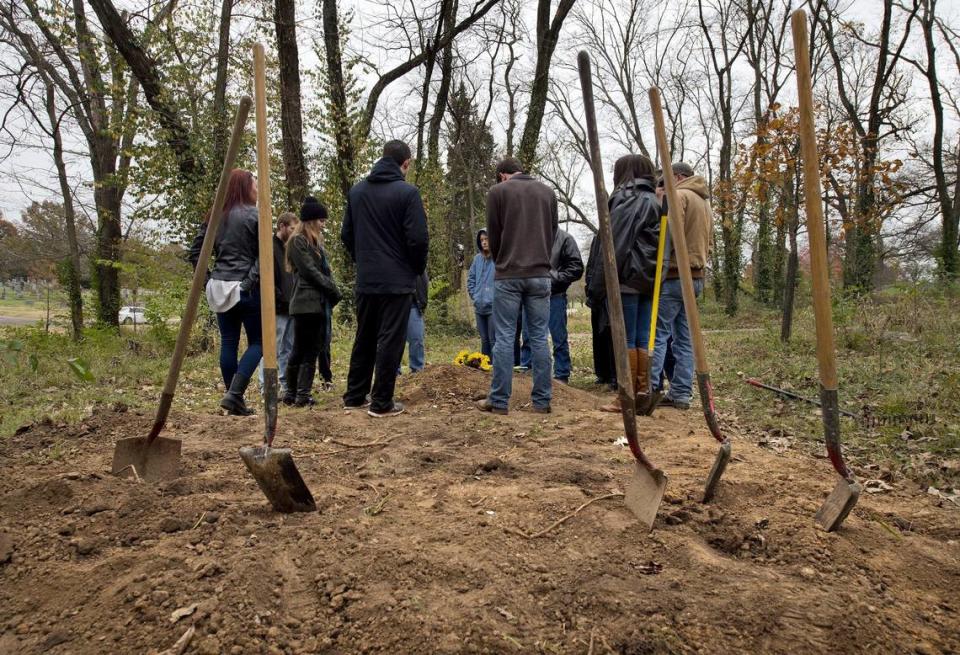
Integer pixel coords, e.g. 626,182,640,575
1,0,956,252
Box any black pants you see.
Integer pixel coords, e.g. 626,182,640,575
344,293,412,412
590,305,616,384
288,313,326,370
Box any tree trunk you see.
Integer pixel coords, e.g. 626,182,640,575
427,0,457,165
322,0,356,200
44,81,83,339
275,0,309,205
516,0,576,170
780,201,800,343
212,0,233,166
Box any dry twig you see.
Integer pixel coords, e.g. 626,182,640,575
506,493,625,539
158,625,195,655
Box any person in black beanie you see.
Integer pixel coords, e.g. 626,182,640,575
341,140,429,417
283,196,342,407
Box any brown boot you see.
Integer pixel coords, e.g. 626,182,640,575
634,348,650,412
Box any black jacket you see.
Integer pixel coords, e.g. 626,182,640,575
286,233,342,315
274,234,297,315
609,177,661,295
341,158,429,294
584,236,605,308
413,271,429,313
188,205,259,290
549,229,584,295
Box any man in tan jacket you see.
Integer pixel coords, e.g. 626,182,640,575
650,162,713,410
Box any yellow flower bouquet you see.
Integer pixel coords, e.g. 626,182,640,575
454,349,492,372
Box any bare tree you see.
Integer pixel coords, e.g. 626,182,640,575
275,0,309,204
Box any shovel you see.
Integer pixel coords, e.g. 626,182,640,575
649,88,731,503
239,43,316,514
638,214,671,416
111,96,252,482
792,10,860,531
578,51,667,530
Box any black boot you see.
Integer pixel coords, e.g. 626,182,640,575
295,362,317,407
220,373,254,416
282,363,299,406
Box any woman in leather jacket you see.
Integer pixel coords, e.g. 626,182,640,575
599,154,661,412
283,197,342,407
189,169,263,416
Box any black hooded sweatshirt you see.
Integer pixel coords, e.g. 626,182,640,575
341,158,430,294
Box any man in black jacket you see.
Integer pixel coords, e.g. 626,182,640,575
519,229,583,382
341,140,429,417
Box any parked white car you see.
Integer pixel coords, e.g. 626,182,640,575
119,306,147,325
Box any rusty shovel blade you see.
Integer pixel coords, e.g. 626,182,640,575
239,445,316,513
702,441,731,503
815,477,861,532
111,436,182,482
624,462,668,530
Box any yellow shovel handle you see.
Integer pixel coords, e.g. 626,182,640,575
647,215,668,352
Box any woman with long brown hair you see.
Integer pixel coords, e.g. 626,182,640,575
188,168,263,415
283,196,341,407
599,154,661,412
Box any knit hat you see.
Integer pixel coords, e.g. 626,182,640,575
300,196,328,222
672,162,695,178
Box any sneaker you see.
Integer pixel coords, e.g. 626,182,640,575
320,380,334,392
554,377,568,385
532,405,552,414
660,396,690,410
513,365,530,372
476,398,508,415
368,402,405,418
344,394,371,409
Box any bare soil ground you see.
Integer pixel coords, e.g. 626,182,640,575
1,364,958,654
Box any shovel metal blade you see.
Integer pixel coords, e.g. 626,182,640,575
624,462,668,530
702,441,731,503
641,390,664,416
111,436,182,482
815,477,861,532
239,445,316,513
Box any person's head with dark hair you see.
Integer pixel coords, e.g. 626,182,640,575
495,157,524,182
612,154,655,189
383,140,413,174
220,169,257,219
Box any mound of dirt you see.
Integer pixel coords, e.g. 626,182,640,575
1,369,958,654
396,363,601,411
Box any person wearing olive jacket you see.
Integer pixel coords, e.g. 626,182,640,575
283,197,342,407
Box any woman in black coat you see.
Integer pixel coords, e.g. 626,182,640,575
283,197,342,406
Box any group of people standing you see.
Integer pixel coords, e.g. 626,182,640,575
190,140,428,418
468,155,713,414
191,138,712,420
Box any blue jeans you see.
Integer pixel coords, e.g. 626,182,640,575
650,278,703,403
475,312,494,357
259,313,294,388
490,278,552,409
405,306,425,372
520,294,571,380
216,289,263,386
621,292,653,349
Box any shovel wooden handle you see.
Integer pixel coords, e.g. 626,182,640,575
254,43,280,447
649,88,725,447
648,88,709,376
792,10,851,480
148,96,252,443
254,43,278,370
578,51,656,471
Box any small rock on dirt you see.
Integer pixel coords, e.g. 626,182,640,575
800,567,817,580
160,518,186,533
